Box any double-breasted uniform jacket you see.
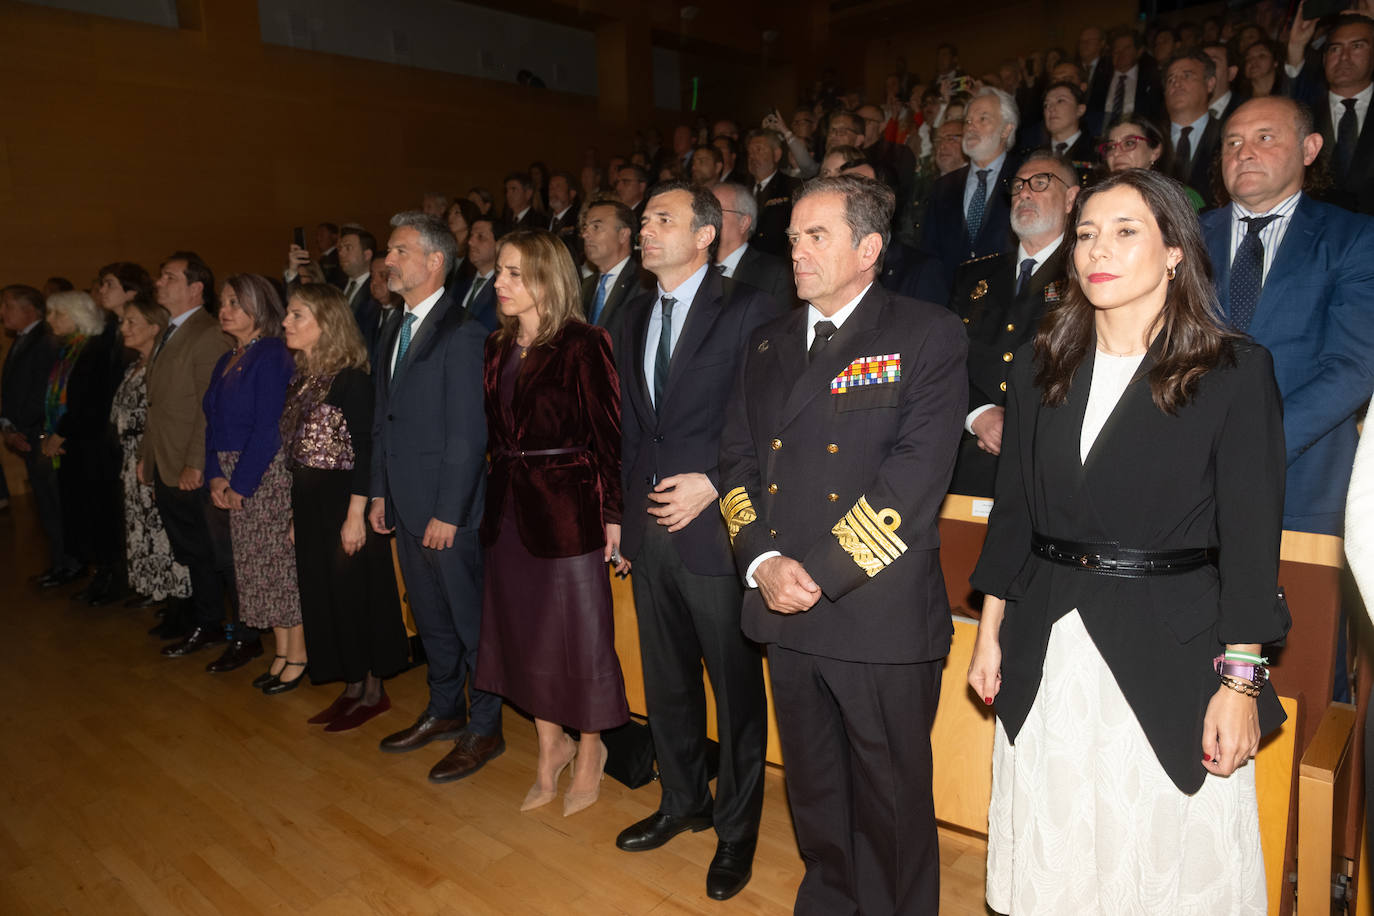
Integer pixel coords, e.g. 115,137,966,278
717,284,968,663
970,339,1292,793
480,323,622,558
140,307,230,485
948,245,1069,498
752,173,800,257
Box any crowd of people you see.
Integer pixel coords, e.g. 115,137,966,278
3,2,1374,913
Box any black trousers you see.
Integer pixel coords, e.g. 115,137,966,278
153,476,237,627
767,646,942,916
394,525,501,735
24,440,74,572
629,519,766,843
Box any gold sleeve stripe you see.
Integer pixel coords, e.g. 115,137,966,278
720,487,758,544
831,496,907,577
856,497,906,555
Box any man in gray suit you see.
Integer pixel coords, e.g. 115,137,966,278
368,212,500,783
579,198,642,349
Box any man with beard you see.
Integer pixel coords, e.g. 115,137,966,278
948,151,1079,497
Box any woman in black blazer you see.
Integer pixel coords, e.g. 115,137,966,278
967,169,1290,913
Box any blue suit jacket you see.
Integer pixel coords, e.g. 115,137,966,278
918,155,1021,290
1202,195,1374,534
371,289,489,536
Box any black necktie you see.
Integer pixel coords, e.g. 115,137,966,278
808,320,837,363
1054,141,1068,157
151,322,176,362
1336,98,1359,182
1111,74,1127,116
1229,214,1280,331
653,296,675,410
1015,257,1036,297
1174,125,1193,179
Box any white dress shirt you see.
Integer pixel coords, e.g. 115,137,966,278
389,286,445,378
643,262,710,407
1329,82,1372,136
717,243,749,278
1228,191,1302,283
1109,65,1139,115
746,282,874,585
1209,89,1233,120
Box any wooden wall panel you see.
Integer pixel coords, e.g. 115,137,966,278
0,1,627,285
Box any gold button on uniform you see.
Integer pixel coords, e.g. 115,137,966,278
769,529,777,538
962,317,970,324
827,492,838,502
1005,323,1015,332
771,438,782,451
1002,351,1013,363
827,443,839,454
1000,381,1007,392
767,483,778,494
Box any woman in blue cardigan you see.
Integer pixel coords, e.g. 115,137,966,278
203,274,303,691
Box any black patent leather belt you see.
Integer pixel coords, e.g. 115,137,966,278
1031,532,1215,578
497,446,587,459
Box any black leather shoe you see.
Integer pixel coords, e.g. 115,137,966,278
39,566,85,588
262,661,308,694
705,838,756,901
205,638,264,673
161,626,226,656
615,810,714,852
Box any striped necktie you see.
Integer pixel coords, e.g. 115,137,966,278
966,169,990,246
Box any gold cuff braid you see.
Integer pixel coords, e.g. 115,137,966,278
831,496,906,577
721,487,757,544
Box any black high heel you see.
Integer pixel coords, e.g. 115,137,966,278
263,661,308,695
252,656,287,689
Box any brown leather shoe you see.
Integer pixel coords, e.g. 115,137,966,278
378,713,465,753
428,731,506,783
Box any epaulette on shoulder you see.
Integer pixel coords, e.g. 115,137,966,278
959,252,1001,266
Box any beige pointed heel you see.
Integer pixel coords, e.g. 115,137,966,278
562,741,609,817
521,735,577,812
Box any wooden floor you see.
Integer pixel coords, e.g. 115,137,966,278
0,492,992,915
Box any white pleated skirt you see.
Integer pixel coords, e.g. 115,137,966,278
986,609,1267,916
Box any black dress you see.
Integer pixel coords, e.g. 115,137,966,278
281,368,408,684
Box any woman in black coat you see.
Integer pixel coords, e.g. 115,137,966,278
966,169,1289,914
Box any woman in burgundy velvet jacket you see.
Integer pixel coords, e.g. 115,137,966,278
474,229,630,818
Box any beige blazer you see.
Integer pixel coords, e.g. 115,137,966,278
139,307,229,486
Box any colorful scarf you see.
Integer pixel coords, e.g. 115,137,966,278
43,334,89,467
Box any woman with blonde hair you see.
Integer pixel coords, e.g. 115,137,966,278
281,283,408,731
40,291,122,593
474,228,629,816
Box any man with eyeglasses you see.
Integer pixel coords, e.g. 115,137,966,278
1164,49,1223,208
948,151,1079,497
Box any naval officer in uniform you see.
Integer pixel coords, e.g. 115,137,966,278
717,175,968,915
949,150,1079,497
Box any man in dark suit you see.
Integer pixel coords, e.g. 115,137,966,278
711,182,795,304
744,129,799,257
718,175,967,914
1079,24,1111,100
713,135,751,187
140,252,238,657
545,170,583,263
949,151,1078,497
920,87,1023,288
614,181,784,901
1036,81,1099,175
337,226,377,321
368,211,500,783
1164,50,1223,208
616,164,650,229
502,172,546,233
453,215,499,333
1286,13,1374,214
1089,27,1163,123
314,222,347,289
0,285,65,578
579,198,641,348
1203,96,1374,536
356,253,402,370
1203,42,1245,122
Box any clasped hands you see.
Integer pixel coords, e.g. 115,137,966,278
208,476,244,510
646,472,716,532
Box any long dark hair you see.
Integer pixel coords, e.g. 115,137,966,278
1033,169,1239,414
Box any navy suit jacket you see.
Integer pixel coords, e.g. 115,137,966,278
919,154,1021,288
1202,195,1374,534
450,271,499,333
371,289,489,536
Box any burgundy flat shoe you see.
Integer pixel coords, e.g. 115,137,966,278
307,694,357,725
323,695,392,733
